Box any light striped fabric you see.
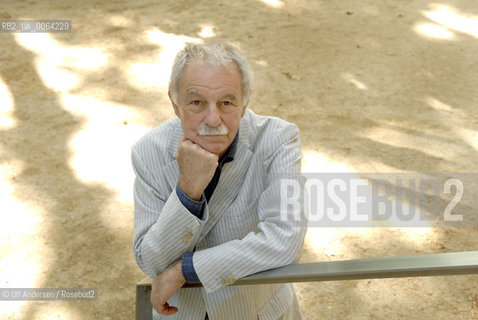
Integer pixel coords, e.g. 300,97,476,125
132,109,307,320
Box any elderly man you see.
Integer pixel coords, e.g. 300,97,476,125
132,42,307,319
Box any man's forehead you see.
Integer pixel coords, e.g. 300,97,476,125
185,89,239,101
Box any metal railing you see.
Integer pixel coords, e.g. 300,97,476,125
136,251,478,320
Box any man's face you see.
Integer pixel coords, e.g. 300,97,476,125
170,61,247,157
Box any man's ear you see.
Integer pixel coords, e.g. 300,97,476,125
241,106,247,118
168,90,180,117
241,95,250,117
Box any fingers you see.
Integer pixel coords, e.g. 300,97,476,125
150,261,185,316
152,301,179,315
175,136,188,158
177,138,219,161
177,137,219,158
151,289,180,315
164,305,179,315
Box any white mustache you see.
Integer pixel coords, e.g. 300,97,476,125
198,123,228,136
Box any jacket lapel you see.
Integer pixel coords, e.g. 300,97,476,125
198,112,254,242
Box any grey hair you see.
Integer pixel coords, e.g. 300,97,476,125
169,42,253,105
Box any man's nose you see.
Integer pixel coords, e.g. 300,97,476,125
204,103,221,127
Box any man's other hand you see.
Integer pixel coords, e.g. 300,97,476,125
151,259,187,315
176,137,219,201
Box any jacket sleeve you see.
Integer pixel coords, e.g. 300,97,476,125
131,144,208,278
192,123,307,293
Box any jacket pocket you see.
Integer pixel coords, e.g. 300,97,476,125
257,284,294,320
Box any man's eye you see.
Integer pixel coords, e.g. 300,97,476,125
192,100,201,105
222,101,232,106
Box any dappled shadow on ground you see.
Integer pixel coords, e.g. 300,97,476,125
0,33,136,318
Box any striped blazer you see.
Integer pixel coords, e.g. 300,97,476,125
132,109,307,319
